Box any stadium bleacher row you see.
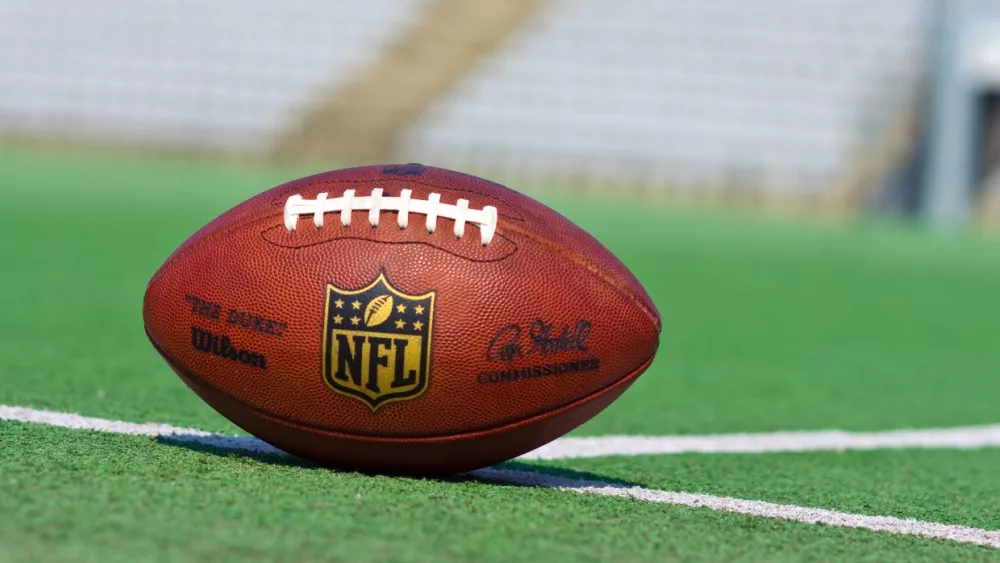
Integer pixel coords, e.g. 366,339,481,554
402,0,931,197
0,0,931,201
0,0,426,149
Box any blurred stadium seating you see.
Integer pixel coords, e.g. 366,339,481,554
0,0,426,150
403,0,930,207
6,0,997,221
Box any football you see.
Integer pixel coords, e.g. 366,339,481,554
143,164,661,474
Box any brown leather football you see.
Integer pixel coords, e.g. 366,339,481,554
143,164,661,474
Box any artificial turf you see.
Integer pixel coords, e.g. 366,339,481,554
2,146,1000,561
4,423,1000,563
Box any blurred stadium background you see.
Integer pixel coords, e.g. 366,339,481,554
2,0,1000,226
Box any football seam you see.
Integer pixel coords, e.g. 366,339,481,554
257,227,519,262
151,326,655,443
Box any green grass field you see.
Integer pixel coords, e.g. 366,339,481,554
2,146,1000,561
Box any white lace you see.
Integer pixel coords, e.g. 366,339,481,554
283,188,499,245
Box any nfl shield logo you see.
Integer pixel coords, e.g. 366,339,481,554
322,272,435,411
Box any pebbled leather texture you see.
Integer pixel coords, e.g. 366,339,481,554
143,165,661,474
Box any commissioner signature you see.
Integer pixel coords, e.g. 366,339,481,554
487,319,592,364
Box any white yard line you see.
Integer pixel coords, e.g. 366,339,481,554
7,404,1000,459
2,403,1000,549
521,425,1000,459
472,468,1000,549
0,405,286,456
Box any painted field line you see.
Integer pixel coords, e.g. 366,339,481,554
522,425,1000,459
472,468,1000,549
6,405,1000,460
0,405,287,457
3,404,999,549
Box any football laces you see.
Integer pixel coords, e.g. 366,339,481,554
284,188,498,246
